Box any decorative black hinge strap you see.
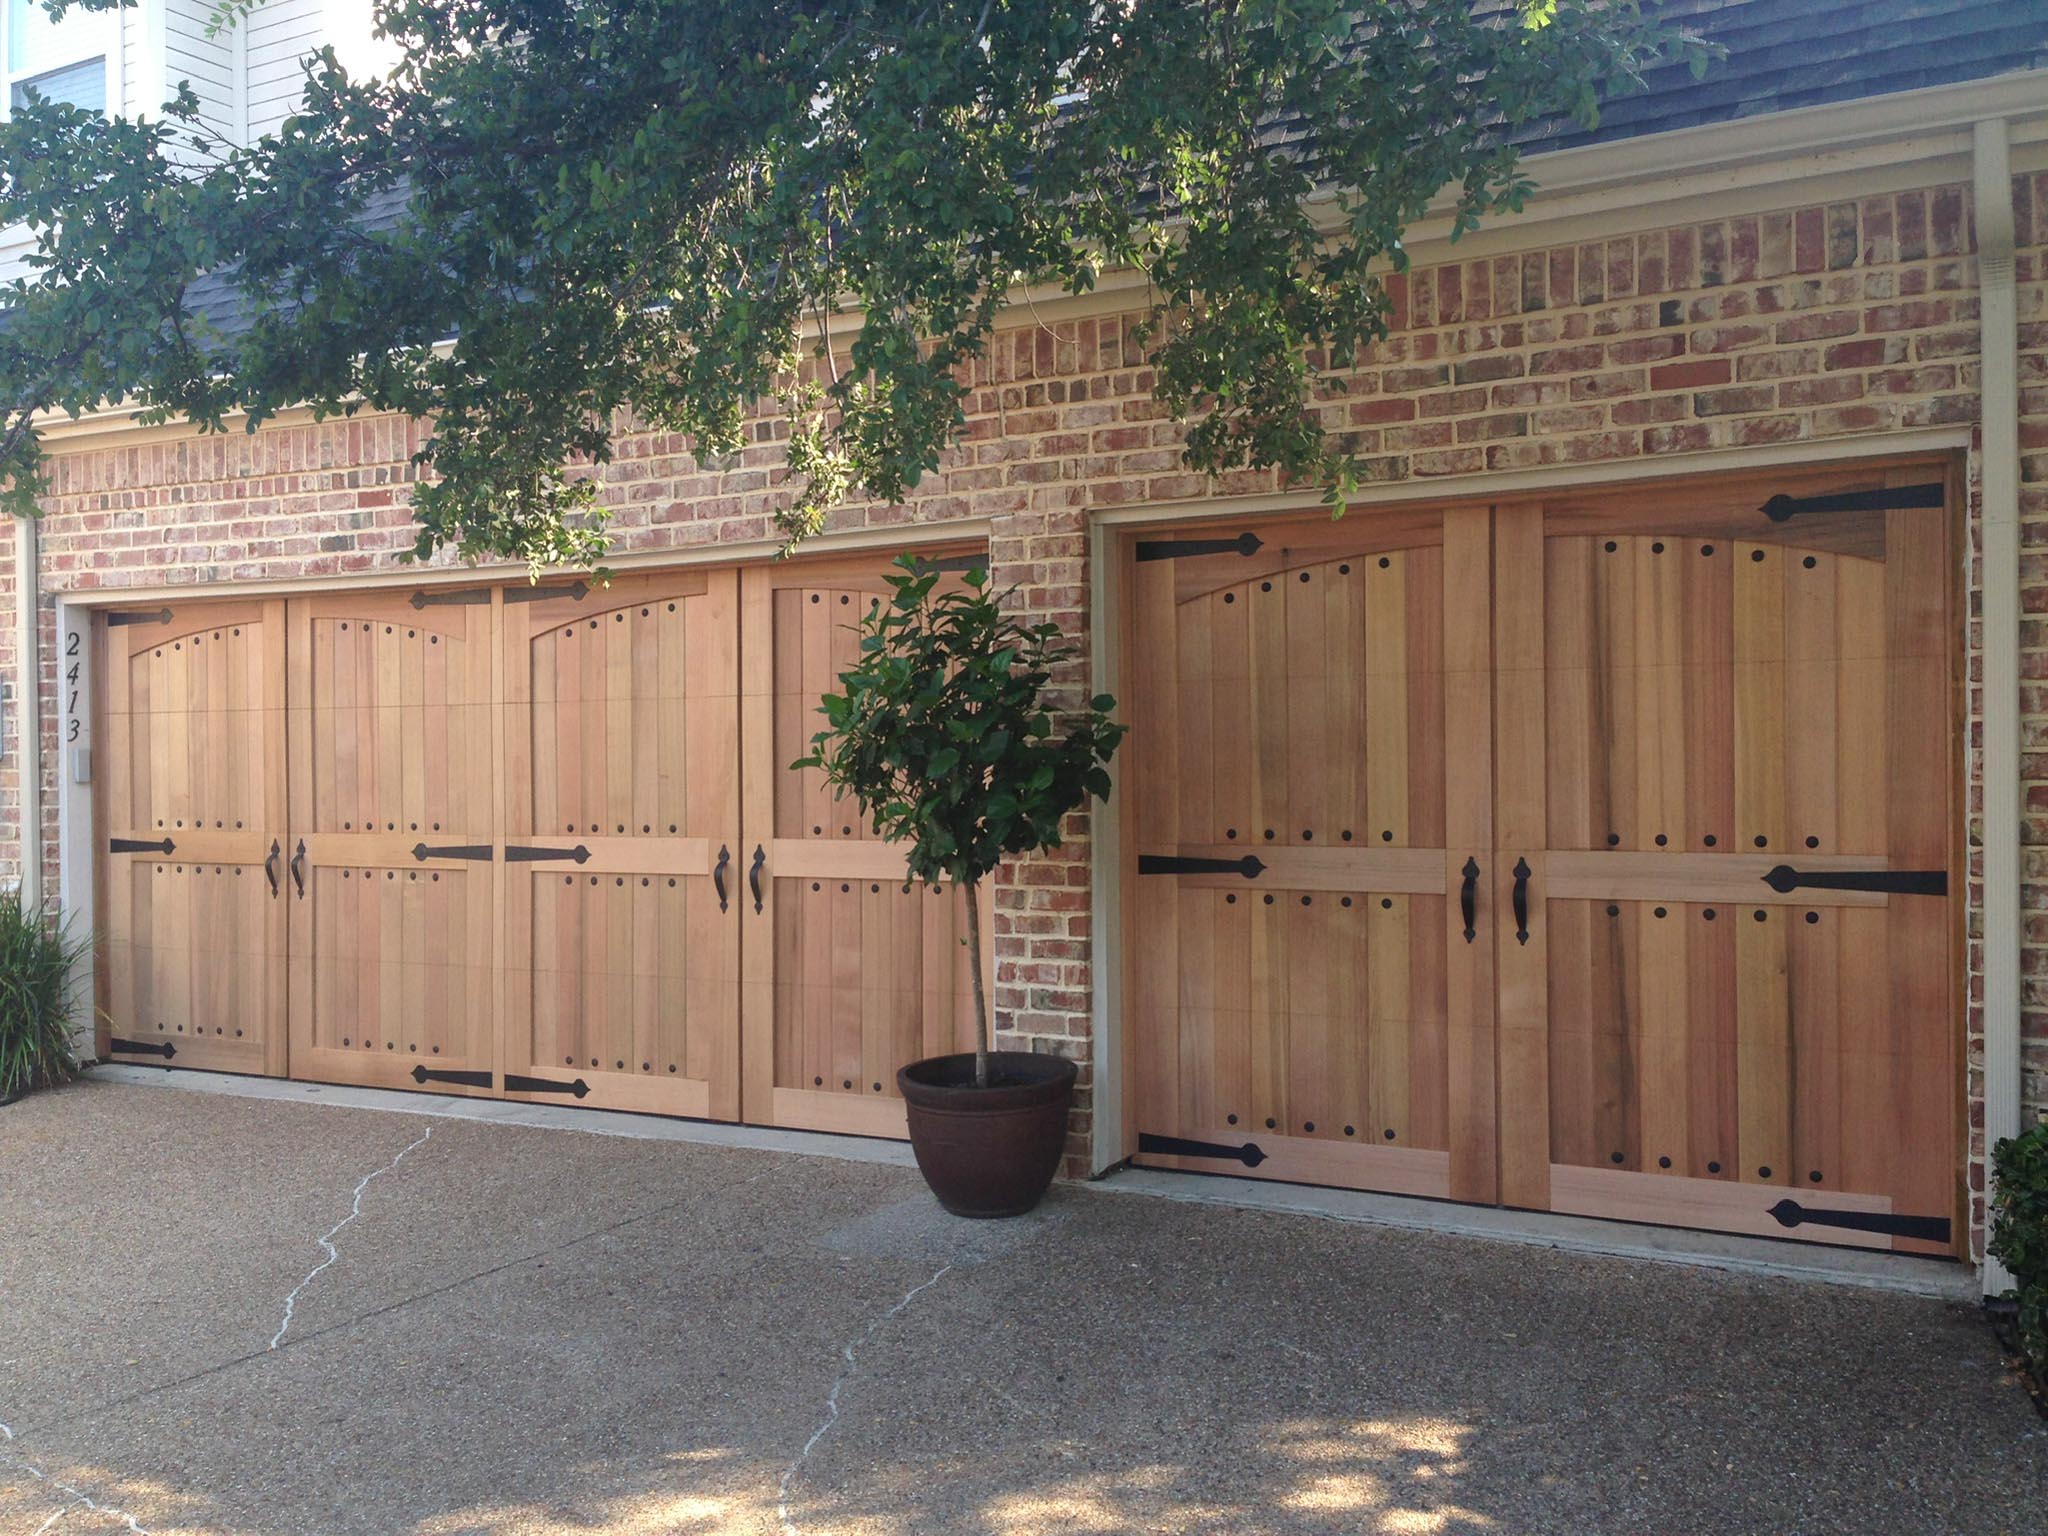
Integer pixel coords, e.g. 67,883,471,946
413,843,493,862
108,1037,174,1059
410,1065,492,1089
109,837,174,855
1139,1132,1267,1168
504,581,589,604
1138,854,1266,879
504,844,592,864
408,587,491,608
1134,531,1264,562
1768,1198,1950,1244
505,1073,591,1098
1761,865,1946,896
106,608,172,627
1760,483,1944,522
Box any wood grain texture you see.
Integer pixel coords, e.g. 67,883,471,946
501,572,741,1118
288,590,496,1095
738,552,986,1138
1123,461,1957,1251
1503,471,1957,1252
99,601,285,1075
1126,515,1469,1197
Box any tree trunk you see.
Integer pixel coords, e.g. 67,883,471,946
963,876,991,1089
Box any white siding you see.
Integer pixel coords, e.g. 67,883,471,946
163,0,237,138
121,2,147,117
244,0,324,140
4,2,383,282
2,3,125,282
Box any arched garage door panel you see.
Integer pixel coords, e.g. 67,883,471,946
98,602,286,1075
1128,508,1498,1203
499,571,740,1118
1127,466,1958,1253
738,561,984,1139
285,593,496,1093
1493,472,1955,1254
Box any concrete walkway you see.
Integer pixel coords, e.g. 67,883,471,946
0,1077,2040,1535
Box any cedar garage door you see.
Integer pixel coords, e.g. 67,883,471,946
1124,462,1962,1253
94,551,981,1136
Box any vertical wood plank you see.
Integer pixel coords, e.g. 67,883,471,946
1493,503,1549,1208
1443,503,1496,1203
1130,555,1182,1140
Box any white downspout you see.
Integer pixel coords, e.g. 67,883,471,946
1973,117,2020,1299
13,512,40,911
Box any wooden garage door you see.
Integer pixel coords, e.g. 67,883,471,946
1125,465,1958,1252
96,546,986,1136
739,558,983,1137
1125,510,1498,1203
284,591,497,1093
1493,466,1957,1252
98,602,287,1074
498,571,741,1118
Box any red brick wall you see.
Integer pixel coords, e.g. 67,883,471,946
7,174,2044,1248
0,518,19,885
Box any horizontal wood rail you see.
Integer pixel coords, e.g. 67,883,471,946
1543,851,1894,906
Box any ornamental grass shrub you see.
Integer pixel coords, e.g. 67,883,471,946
0,891,91,1102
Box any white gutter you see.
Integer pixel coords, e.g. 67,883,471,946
1973,117,2020,1299
12,512,40,910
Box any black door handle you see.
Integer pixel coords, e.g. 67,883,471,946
1460,857,1479,943
1511,857,1531,946
264,839,281,897
290,838,307,898
713,844,731,912
749,845,766,913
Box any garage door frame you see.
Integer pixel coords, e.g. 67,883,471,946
1097,440,1970,1253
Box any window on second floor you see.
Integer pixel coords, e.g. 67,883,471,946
5,0,111,117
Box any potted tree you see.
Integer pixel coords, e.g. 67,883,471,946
799,557,1125,1217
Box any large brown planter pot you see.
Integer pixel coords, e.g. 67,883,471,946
897,1051,1078,1218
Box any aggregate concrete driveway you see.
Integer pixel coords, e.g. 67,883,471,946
1,1078,2041,1536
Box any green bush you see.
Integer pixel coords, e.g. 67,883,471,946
1989,1121,2048,1379
0,891,92,1102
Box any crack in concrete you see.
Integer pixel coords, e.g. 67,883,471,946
776,1263,953,1536
1,1423,150,1536
23,1165,787,1449
269,1125,434,1351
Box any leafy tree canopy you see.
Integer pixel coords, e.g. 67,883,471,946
1,1,1699,566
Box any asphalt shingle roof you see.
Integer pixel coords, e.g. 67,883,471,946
17,2,2048,345
1520,0,2048,152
